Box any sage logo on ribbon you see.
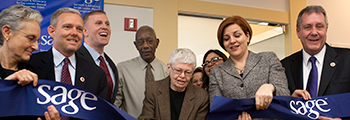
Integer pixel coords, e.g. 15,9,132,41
290,98,331,119
37,84,98,115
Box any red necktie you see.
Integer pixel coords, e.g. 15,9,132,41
61,58,72,85
99,56,113,101
61,58,71,120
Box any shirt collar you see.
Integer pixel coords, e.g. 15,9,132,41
138,56,158,70
302,45,326,66
52,46,76,69
84,43,104,61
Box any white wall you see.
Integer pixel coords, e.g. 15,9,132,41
104,0,350,66
307,0,350,48
249,34,285,59
104,4,153,64
178,15,285,67
178,15,226,67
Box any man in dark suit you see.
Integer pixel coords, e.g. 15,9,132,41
77,10,118,103
27,8,108,100
281,5,350,120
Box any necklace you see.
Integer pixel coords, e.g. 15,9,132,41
235,68,244,74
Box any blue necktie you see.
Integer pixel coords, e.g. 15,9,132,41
306,56,318,97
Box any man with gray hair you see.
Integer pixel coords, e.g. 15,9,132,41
27,8,108,100
281,5,350,120
139,48,209,120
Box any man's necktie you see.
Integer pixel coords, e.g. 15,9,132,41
61,58,72,85
145,63,155,84
61,58,71,120
99,56,113,101
306,56,318,97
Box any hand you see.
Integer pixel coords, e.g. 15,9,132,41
237,111,251,120
255,84,274,110
5,69,38,86
318,116,342,120
291,90,311,100
37,105,60,120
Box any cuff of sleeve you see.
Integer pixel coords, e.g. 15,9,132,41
270,83,276,96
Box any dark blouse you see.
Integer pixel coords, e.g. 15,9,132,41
170,87,186,120
0,62,47,79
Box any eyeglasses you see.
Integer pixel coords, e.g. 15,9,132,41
170,65,193,77
202,57,223,67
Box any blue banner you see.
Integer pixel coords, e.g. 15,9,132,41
0,79,136,120
0,0,103,53
207,94,350,120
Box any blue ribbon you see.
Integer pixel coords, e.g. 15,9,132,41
0,79,136,120
207,94,350,120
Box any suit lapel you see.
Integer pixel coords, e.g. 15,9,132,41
105,53,118,101
158,78,171,120
42,49,55,81
220,56,241,78
74,54,86,88
243,51,261,79
318,45,338,96
77,46,94,63
105,53,117,78
290,51,304,90
179,84,195,120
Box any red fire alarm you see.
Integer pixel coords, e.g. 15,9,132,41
124,18,137,31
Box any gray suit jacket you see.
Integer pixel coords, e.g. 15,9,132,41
209,51,290,104
138,76,209,120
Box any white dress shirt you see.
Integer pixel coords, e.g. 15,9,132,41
52,47,76,85
52,47,77,85
302,45,326,94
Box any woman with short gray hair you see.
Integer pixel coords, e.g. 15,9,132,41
139,48,209,120
0,4,59,119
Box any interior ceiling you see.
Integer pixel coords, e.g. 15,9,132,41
199,0,289,12
250,24,276,36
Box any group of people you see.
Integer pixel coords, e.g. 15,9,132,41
0,3,349,120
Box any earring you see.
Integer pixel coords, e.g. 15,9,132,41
5,38,8,41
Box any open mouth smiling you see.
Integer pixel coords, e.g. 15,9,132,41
99,32,108,37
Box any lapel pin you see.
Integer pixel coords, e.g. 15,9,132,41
330,62,336,67
80,77,85,82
